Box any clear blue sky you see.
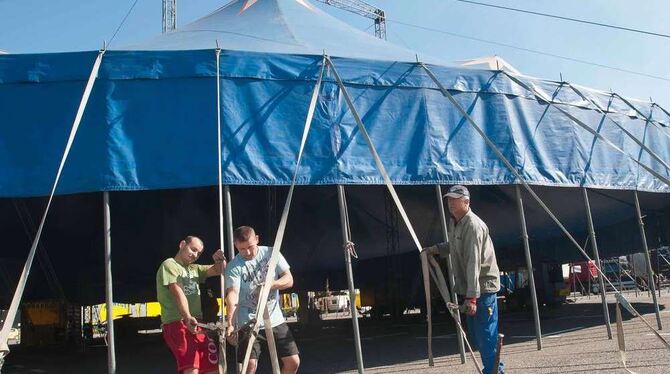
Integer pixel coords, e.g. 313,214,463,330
1,0,669,107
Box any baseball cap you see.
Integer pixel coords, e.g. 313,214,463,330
443,185,470,199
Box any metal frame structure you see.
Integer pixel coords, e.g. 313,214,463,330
162,0,177,34
315,0,387,39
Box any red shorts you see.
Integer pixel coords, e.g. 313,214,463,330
162,320,219,373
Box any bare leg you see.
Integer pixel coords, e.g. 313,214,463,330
246,358,258,374
280,355,300,374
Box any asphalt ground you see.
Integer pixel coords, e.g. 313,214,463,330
4,292,670,373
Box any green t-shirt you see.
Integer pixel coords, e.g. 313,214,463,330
156,258,210,324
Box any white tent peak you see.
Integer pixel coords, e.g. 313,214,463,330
457,55,521,75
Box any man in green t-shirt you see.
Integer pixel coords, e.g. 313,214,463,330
156,235,226,374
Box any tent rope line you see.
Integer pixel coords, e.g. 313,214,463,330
568,84,670,172
426,253,483,373
501,72,670,189
0,48,106,364
239,54,326,374
419,62,670,361
327,56,484,371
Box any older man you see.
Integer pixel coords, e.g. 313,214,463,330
156,236,226,374
425,185,504,374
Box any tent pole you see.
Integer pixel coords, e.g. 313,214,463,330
103,191,116,374
583,188,613,339
224,186,235,262
223,184,238,373
337,185,365,374
634,191,663,330
515,186,543,350
435,185,466,363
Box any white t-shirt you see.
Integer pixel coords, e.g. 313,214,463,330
225,246,290,329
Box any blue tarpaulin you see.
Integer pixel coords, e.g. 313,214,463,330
1,0,669,197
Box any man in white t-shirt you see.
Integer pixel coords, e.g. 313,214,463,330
224,226,299,374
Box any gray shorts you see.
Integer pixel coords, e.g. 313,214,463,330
236,322,299,363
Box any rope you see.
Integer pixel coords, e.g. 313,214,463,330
419,62,670,356
0,49,106,361
327,56,438,365
343,241,358,259
239,56,326,374
426,254,483,373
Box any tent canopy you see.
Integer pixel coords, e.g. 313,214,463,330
125,0,431,62
1,0,670,304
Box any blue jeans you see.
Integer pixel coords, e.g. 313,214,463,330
466,292,504,374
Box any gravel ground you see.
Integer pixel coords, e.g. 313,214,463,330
4,293,670,373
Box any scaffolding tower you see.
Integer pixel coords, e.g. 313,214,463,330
315,0,387,40
162,0,177,33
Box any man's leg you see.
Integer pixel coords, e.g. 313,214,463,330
280,355,300,374
475,293,503,374
236,328,261,374
274,323,300,374
245,358,258,374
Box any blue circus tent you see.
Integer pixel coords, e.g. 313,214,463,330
1,0,669,196
1,0,670,303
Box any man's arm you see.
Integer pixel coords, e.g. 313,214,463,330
271,270,294,290
168,282,197,332
462,224,484,315
225,287,239,343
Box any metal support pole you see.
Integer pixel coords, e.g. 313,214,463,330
654,250,661,297
435,185,466,363
515,186,543,350
223,186,235,262
618,257,623,292
634,191,663,330
223,185,237,372
337,185,365,374
103,192,116,374
583,188,613,339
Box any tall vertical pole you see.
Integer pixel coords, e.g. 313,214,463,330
657,249,662,298
618,258,623,292
337,185,365,374
223,185,237,373
435,185,466,363
583,188,612,339
634,191,663,330
515,186,543,350
103,192,116,374
223,186,235,261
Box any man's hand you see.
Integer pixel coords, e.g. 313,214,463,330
423,245,439,256
464,298,477,316
422,242,448,256
212,249,226,273
184,315,198,334
213,249,226,265
225,324,236,346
